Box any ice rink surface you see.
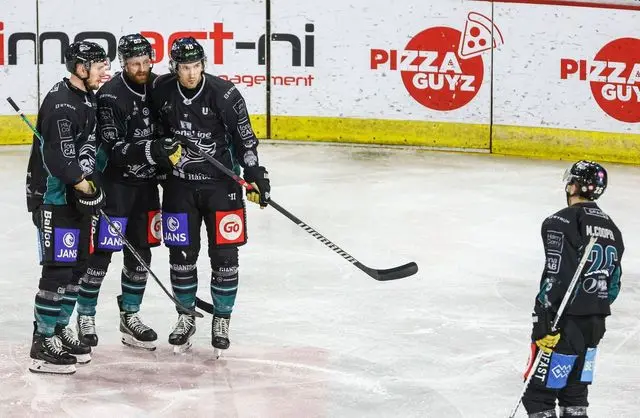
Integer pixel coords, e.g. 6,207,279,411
0,142,638,417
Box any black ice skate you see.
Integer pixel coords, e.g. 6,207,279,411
55,324,92,364
212,316,230,359
77,314,98,347
118,295,157,351
29,332,77,375
168,314,196,354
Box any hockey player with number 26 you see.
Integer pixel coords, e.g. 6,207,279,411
521,160,625,418
150,37,270,356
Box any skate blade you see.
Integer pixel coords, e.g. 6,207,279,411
172,340,193,354
121,333,157,351
29,359,76,375
213,348,224,359
72,353,92,364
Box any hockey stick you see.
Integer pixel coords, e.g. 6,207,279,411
177,138,419,282
99,210,203,318
507,235,597,418
6,96,203,318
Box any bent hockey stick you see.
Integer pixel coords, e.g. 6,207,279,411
507,236,597,418
6,96,203,318
177,138,419,282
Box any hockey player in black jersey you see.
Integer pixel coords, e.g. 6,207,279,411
26,41,109,374
75,34,181,351
150,37,270,355
522,161,625,418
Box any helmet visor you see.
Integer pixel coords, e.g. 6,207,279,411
562,167,576,184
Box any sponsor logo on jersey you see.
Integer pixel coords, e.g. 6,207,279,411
584,207,610,220
61,140,75,157
57,119,72,139
546,231,564,252
238,121,254,140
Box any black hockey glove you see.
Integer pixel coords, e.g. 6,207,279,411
244,166,270,208
150,137,182,168
531,304,560,353
74,182,106,216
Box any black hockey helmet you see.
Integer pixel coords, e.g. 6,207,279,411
117,33,155,67
169,37,206,73
563,160,608,200
65,41,109,76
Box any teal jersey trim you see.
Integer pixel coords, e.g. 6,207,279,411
38,133,67,206
226,133,241,175
609,266,622,304
43,176,67,205
96,144,109,173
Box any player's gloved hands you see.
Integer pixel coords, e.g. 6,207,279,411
150,137,182,168
244,166,270,208
535,333,561,353
531,304,560,354
73,180,106,215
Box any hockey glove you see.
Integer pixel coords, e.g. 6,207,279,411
531,304,561,354
150,137,182,168
535,333,561,354
74,180,106,216
244,166,271,208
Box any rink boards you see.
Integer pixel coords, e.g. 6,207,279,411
1,0,639,163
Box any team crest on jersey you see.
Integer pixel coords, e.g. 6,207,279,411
78,142,96,174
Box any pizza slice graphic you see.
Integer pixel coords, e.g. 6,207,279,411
458,12,504,60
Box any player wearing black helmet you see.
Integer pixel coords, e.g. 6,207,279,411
150,37,270,356
75,34,180,351
521,161,625,417
26,41,109,374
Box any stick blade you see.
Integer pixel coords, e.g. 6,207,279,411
361,262,418,281
195,297,214,314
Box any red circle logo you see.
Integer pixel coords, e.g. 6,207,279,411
401,27,484,111
590,38,640,123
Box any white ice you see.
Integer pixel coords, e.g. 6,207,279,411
0,143,638,417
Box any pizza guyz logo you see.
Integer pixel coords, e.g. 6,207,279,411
561,37,640,123
370,12,503,111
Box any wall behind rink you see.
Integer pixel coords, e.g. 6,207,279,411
1,0,639,163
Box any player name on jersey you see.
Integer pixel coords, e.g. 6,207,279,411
586,225,616,241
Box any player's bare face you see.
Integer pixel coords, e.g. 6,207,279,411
125,56,152,84
177,61,203,89
79,61,109,90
